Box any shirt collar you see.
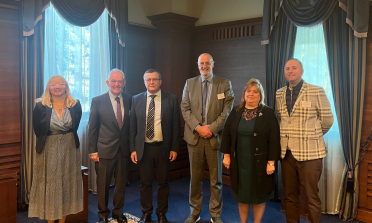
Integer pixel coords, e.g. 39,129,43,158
287,79,304,90
109,91,122,99
147,89,161,97
201,74,213,83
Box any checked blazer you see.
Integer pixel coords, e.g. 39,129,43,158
276,81,334,161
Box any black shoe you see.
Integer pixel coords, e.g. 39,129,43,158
112,214,128,223
139,212,152,223
99,218,109,223
157,213,169,223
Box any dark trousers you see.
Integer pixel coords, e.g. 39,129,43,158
281,150,323,223
139,143,170,214
188,138,223,218
95,152,128,219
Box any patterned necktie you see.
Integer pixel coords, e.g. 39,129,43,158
146,95,156,140
115,97,123,130
202,80,208,124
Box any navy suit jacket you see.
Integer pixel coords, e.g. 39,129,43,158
33,100,82,154
130,90,180,161
88,92,132,159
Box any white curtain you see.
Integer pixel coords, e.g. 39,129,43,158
293,25,346,214
44,4,110,193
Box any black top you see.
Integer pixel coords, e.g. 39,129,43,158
286,79,304,115
33,100,82,153
220,105,281,196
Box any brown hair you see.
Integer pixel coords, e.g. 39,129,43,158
236,78,265,111
37,75,77,108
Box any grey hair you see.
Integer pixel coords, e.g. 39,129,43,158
143,69,162,80
107,68,125,80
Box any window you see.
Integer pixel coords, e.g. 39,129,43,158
44,4,110,113
293,25,344,213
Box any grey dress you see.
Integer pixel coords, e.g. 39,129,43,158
28,108,83,220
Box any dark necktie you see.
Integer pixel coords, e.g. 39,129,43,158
115,97,123,130
146,95,156,140
202,80,208,124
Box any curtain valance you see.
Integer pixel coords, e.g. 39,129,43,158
262,0,369,45
22,0,126,47
50,0,105,27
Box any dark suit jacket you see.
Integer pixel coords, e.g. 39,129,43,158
33,100,82,154
88,92,132,159
130,91,180,161
220,105,281,197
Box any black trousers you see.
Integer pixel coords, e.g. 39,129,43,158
95,152,128,219
139,143,170,214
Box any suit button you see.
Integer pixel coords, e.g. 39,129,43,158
288,121,291,124
254,133,257,136
256,148,258,151
257,160,259,162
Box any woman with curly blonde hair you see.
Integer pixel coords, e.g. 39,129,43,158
28,75,83,223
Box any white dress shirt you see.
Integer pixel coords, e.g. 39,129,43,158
145,90,163,143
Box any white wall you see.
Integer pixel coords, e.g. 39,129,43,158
128,0,264,27
195,0,263,26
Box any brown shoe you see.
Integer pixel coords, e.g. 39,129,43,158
184,214,200,223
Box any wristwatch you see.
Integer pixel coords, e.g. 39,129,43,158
268,162,275,166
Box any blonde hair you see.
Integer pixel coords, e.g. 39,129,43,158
237,78,265,111
37,75,77,108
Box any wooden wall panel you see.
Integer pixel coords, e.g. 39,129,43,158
126,24,156,96
357,4,372,222
0,1,21,145
191,19,265,107
0,0,21,170
0,1,21,221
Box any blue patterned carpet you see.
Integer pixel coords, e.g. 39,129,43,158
17,176,364,223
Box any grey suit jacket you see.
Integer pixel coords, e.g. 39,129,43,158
181,75,234,149
88,92,132,159
130,90,181,161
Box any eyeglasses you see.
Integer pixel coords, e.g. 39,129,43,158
50,83,65,87
145,78,161,83
197,61,214,66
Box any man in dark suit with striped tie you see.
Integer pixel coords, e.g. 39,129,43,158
130,69,181,223
88,69,132,223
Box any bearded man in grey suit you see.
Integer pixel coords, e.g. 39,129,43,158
181,53,234,223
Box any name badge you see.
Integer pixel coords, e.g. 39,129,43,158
217,93,225,100
301,101,312,108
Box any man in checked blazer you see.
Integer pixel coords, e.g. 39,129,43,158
276,58,334,223
181,53,234,223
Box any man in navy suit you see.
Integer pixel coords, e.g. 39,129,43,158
88,69,132,223
130,69,181,223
